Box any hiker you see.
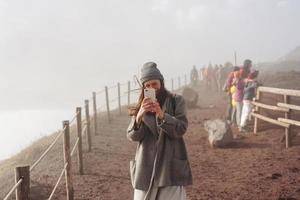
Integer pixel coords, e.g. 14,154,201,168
205,64,214,91
219,62,232,93
216,64,223,93
199,66,203,81
223,66,240,123
240,59,252,79
239,70,259,132
200,66,206,81
212,64,219,92
127,62,193,200
230,71,244,127
190,65,199,86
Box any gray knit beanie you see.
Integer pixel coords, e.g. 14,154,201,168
140,62,164,84
243,59,252,67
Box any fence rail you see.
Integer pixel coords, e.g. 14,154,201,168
3,74,188,200
251,86,300,148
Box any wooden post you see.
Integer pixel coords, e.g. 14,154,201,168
15,166,30,200
284,95,291,148
76,107,83,175
63,120,74,200
253,90,261,134
105,86,111,122
92,92,98,136
85,100,92,152
234,51,237,66
128,81,131,106
171,79,174,92
118,82,121,115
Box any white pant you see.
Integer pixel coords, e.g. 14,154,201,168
240,101,252,128
231,102,243,126
134,186,186,200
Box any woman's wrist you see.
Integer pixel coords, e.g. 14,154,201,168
158,111,165,120
136,113,142,124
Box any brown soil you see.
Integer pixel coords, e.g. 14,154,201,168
1,73,300,200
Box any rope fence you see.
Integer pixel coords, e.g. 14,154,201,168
71,138,80,157
48,163,68,200
3,179,23,200
30,128,65,172
96,88,105,95
69,111,80,125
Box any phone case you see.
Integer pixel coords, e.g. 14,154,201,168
144,88,156,101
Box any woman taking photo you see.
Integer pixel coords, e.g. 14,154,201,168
127,62,193,200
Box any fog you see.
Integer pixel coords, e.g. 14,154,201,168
0,0,300,159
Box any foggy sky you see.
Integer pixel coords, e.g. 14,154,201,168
1,0,300,111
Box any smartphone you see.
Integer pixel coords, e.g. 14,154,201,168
144,88,156,101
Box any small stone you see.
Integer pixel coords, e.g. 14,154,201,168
270,173,282,179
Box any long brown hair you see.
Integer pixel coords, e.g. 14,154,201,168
128,80,169,116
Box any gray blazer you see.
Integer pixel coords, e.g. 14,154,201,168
127,93,193,191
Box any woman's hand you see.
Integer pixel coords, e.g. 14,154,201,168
152,101,164,120
136,98,154,123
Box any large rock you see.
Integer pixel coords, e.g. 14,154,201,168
181,87,199,108
204,119,233,148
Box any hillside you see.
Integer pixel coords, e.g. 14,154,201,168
257,46,300,72
1,72,300,199
259,71,300,90
279,46,300,62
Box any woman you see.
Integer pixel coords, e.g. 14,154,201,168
223,66,240,123
127,62,193,200
230,70,244,128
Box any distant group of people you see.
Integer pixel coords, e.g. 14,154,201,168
223,59,259,133
190,62,233,93
190,59,259,133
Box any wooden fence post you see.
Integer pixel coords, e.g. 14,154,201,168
92,92,98,136
284,95,291,148
85,100,92,152
118,82,121,115
171,79,174,92
105,86,111,122
128,81,131,106
15,166,30,200
63,120,74,200
253,90,261,134
76,107,83,175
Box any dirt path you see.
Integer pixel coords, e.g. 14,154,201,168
42,87,300,200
